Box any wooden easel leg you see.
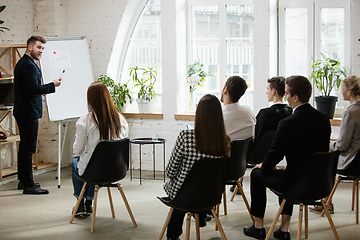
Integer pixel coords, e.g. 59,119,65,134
117,183,137,227
265,199,286,240
91,185,99,233
158,208,174,240
107,187,115,217
185,212,191,240
352,180,356,211
356,179,359,224
223,190,227,215
69,182,87,223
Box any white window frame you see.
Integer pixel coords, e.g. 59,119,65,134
278,0,351,115
187,0,254,108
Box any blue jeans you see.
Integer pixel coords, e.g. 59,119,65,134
71,157,95,200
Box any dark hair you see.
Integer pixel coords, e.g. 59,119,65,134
27,36,46,48
268,76,286,96
224,76,247,103
87,82,123,140
285,75,312,103
194,94,230,156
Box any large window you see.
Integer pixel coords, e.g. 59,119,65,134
120,0,162,111
188,0,254,109
279,0,350,111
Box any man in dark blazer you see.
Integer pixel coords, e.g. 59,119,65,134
252,76,292,149
14,36,62,194
244,76,331,240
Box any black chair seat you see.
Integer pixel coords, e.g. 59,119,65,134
69,138,137,233
157,157,229,240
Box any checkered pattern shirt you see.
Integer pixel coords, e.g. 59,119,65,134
163,130,223,200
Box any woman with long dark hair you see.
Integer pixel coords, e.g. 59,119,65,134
71,82,129,216
164,94,230,240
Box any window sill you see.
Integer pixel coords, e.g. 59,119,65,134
174,114,195,121
122,113,163,119
330,118,341,126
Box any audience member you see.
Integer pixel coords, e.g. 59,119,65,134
164,94,230,240
252,76,292,149
71,82,129,216
243,76,331,240
310,75,360,214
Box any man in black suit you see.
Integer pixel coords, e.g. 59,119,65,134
244,76,331,240
252,76,292,149
14,36,62,194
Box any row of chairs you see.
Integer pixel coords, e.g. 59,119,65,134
68,136,360,240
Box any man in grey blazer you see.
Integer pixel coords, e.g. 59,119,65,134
244,76,331,240
14,36,62,194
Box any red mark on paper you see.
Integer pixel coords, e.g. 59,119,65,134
54,51,56,54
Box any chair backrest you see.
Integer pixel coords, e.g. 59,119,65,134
170,157,229,212
280,151,340,204
77,138,130,186
227,137,253,181
337,150,360,178
248,131,276,165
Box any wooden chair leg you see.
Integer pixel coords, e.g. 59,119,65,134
321,176,341,217
237,181,255,223
211,208,227,240
195,213,200,240
322,200,340,240
107,187,115,218
356,179,359,224
297,204,303,240
230,177,242,202
91,185,99,233
223,190,227,215
185,212,191,240
158,208,174,240
117,183,137,227
305,205,308,239
352,180,356,211
215,204,220,230
69,182,87,223
265,199,286,240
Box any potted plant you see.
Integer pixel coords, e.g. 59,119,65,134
187,60,212,112
129,66,157,113
97,74,133,112
309,52,347,119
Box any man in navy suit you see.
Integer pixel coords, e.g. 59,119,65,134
14,36,62,194
244,76,331,240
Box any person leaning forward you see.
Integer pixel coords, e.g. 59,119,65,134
13,36,62,194
243,75,331,240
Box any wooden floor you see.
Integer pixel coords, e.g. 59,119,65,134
0,167,359,240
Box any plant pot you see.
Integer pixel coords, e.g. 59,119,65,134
315,96,338,119
136,99,155,113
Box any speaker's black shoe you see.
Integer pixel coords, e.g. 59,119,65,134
23,185,49,194
18,182,40,190
274,227,291,240
244,224,266,239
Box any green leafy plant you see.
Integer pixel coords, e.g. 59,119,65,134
0,6,9,33
129,66,157,101
187,60,212,93
97,74,133,112
309,52,347,97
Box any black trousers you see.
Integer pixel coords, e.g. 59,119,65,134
250,168,293,218
166,209,207,239
16,118,38,187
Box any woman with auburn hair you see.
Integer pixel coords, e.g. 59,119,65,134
310,75,360,214
71,82,129,216
164,94,230,240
